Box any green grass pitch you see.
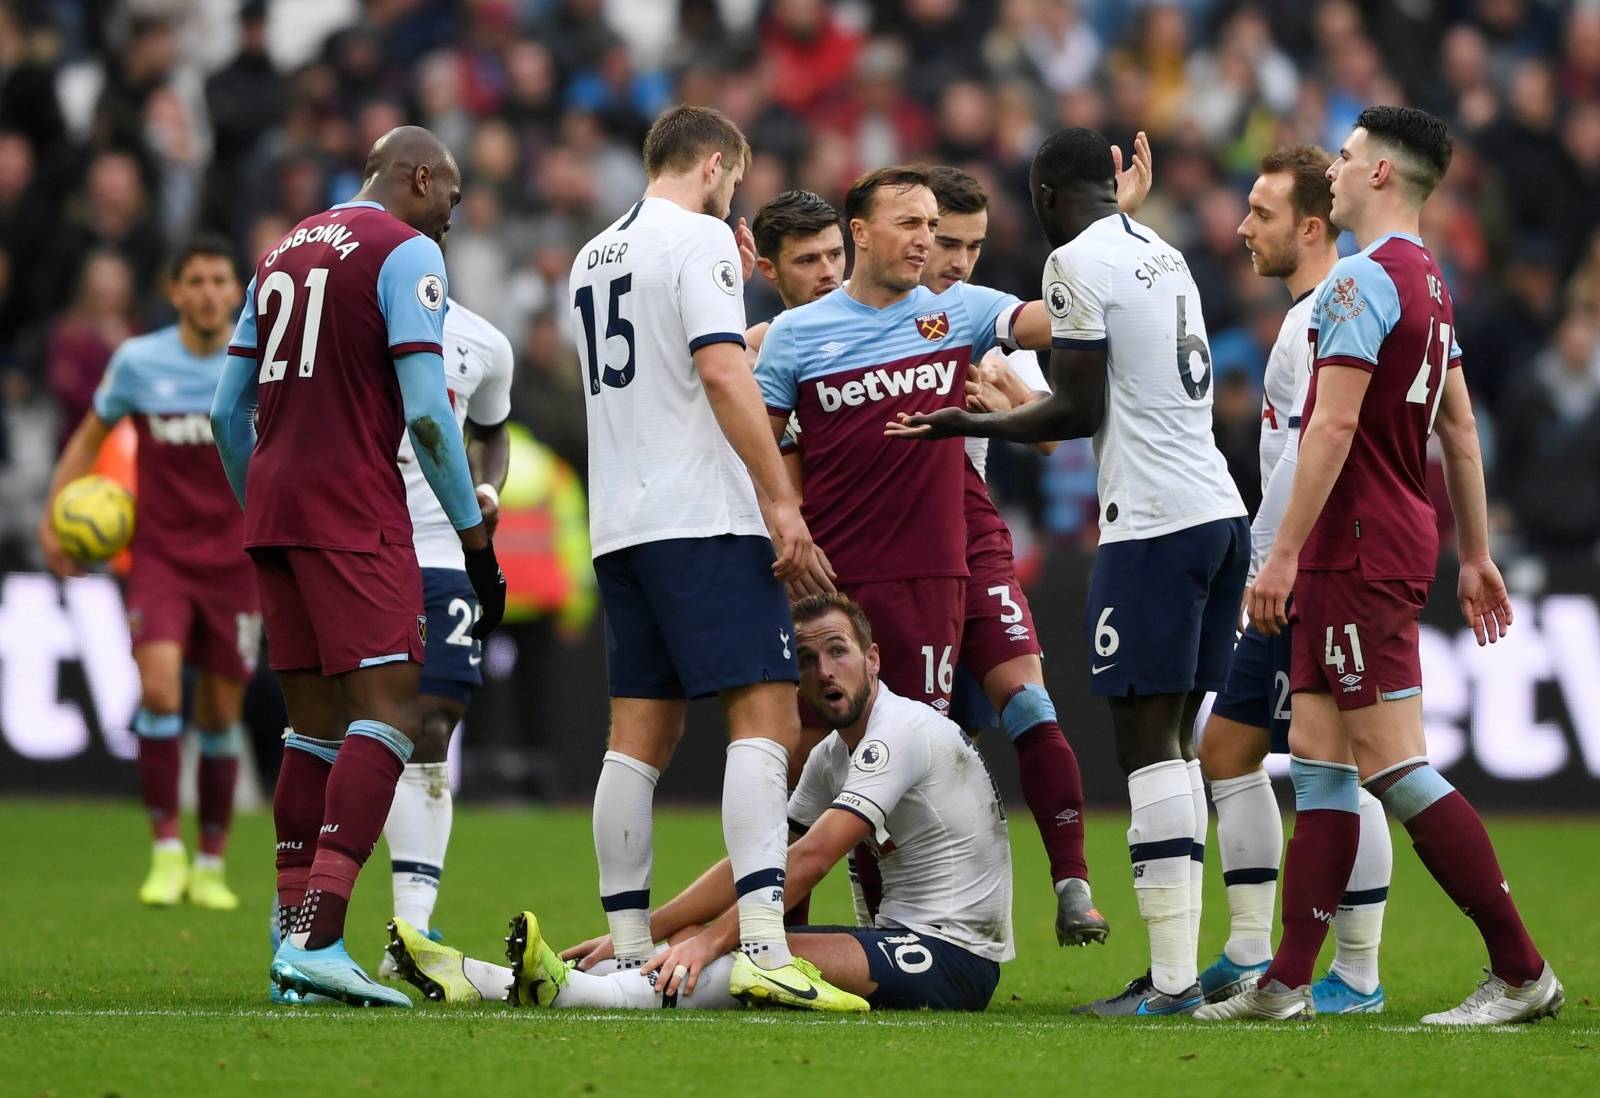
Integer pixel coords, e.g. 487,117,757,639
4,800,1597,1097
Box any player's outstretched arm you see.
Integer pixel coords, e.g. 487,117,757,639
641,811,867,998
887,344,1107,444
1435,367,1512,645
1248,364,1370,636
210,352,260,509
700,342,834,594
37,411,113,577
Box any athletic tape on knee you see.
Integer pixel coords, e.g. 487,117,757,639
282,731,342,765
1289,756,1359,813
1000,683,1056,743
197,725,243,759
1370,762,1454,823
348,718,414,763
133,708,183,739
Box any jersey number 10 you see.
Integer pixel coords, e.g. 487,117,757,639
256,268,329,383
574,275,636,394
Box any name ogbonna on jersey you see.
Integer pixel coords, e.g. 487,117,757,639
264,223,362,266
814,357,958,412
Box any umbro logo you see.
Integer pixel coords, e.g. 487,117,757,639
820,341,847,359
1340,673,1362,688
932,698,950,711
1005,624,1029,639
1055,808,1079,825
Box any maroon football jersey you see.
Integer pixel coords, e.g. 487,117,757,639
227,202,447,552
1300,234,1462,580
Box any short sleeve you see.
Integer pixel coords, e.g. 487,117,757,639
376,234,448,357
786,740,838,832
91,345,138,424
1003,348,1050,394
831,719,932,846
1312,256,1400,372
226,275,259,358
954,282,1023,359
1042,246,1108,348
678,219,748,354
754,311,800,415
1448,325,1463,368
467,322,515,426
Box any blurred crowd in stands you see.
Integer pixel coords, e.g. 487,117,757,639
3,0,1600,578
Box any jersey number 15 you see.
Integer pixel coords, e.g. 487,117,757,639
574,275,636,393
256,268,329,383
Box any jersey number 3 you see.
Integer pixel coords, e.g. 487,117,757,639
575,275,636,394
257,268,329,383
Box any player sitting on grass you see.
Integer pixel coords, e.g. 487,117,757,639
385,593,1014,1012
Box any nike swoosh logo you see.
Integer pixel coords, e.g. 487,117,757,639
757,972,818,1000
1091,663,1118,674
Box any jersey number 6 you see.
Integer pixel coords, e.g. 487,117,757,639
574,275,636,394
1175,294,1213,400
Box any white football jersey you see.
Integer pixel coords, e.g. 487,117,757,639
572,196,765,558
964,347,1050,480
1042,213,1245,544
1258,286,1319,491
787,685,1015,963
400,298,514,570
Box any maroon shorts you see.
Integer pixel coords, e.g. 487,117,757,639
848,576,965,711
250,537,424,677
1290,567,1429,710
959,525,1042,683
126,557,261,680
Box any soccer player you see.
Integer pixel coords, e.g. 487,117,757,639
568,105,847,1010
376,292,513,973
890,129,1250,1015
38,234,256,911
1197,107,1563,1025
746,188,847,352
1197,146,1393,1013
384,594,1012,1013
212,126,506,1008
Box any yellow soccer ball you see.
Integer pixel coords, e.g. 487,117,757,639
52,475,135,563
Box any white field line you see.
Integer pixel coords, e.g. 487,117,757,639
0,1008,1586,1036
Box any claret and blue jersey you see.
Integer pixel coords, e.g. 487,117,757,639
754,281,1024,584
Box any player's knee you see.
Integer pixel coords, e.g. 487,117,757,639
410,710,456,764
1198,720,1264,780
197,725,243,759
138,683,183,717
1113,729,1181,776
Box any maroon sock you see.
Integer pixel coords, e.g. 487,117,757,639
1013,723,1089,883
274,741,332,912
297,732,407,948
136,736,182,842
197,754,239,857
1403,792,1543,985
784,894,812,928
850,844,883,921
1263,808,1360,989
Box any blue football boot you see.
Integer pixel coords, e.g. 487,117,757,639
1311,970,1385,1014
270,938,413,1008
1200,952,1272,1003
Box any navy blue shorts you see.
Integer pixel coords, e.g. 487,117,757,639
1209,620,1294,752
1084,517,1249,698
594,534,797,700
949,663,998,732
418,567,482,704
796,925,1000,1011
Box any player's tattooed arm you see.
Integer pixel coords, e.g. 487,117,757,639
210,352,261,508
888,344,1107,443
1435,367,1512,645
1249,364,1370,636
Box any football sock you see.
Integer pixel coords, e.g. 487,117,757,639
1264,757,1360,990
1002,685,1089,883
1368,759,1543,986
724,737,793,969
784,893,812,928
384,762,453,932
1127,759,1197,995
195,725,241,858
1330,787,1390,995
273,732,338,915
549,954,741,1010
463,957,515,1001
850,846,883,923
134,708,183,842
1186,759,1207,962
294,721,411,950
1210,766,1281,966
593,750,659,966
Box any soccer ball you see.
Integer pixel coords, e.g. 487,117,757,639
52,475,135,563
